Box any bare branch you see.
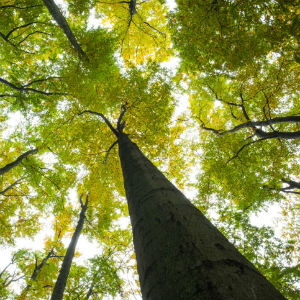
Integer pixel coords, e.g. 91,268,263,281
31,249,55,281
281,179,300,190
200,123,222,135
200,115,300,139
239,93,250,121
255,128,300,140
5,274,25,286
17,31,51,45
206,84,241,108
5,22,48,39
263,179,300,195
24,77,62,87
79,193,84,208
97,1,130,4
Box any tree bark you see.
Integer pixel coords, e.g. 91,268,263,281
0,148,38,176
50,196,88,300
118,133,286,300
42,0,86,57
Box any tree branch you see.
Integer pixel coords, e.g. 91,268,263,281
78,110,119,137
263,179,300,195
31,249,55,281
97,1,130,4
0,4,43,9
0,77,66,96
42,0,86,58
0,177,24,195
117,104,127,132
201,115,300,140
105,140,118,164
0,148,38,176
5,22,48,39
226,138,267,164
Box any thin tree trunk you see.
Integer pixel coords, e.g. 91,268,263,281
118,133,285,300
42,0,86,57
50,196,88,300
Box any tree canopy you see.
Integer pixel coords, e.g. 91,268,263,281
0,0,299,299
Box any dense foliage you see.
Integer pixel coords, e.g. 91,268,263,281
0,0,299,299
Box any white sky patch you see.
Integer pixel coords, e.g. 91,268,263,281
250,203,282,237
1,111,24,138
75,236,103,263
165,0,177,11
161,56,180,75
87,8,102,30
55,0,68,14
40,152,58,168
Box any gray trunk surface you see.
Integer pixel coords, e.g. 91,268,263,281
50,200,88,300
42,0,85,57
118,133,286,300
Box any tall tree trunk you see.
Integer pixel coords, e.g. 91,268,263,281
50,196,88,300
42,0,86,58
118,133,285,300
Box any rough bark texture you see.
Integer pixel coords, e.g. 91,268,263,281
118,133,286,300
50,199,88,300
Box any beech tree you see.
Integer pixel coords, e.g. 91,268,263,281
116,118,285,299
0,0,299,299
171,4,300,296
50,194,88,300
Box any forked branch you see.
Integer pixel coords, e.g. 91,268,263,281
79,105,128,138
200,115,300,140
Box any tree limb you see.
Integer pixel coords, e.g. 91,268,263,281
105,140,118,164
201,115,300,139
0,77,66,96
5,22,48,39
42,0,86,58
0,4,43,9
117,104,127,132
0,177,24,195
226,138,267,164
263,179,300,195
78,110,119,137
0,149,38,176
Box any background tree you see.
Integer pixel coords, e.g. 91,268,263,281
0,0,299,299
170,0,300,297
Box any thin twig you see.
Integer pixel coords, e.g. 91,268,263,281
105,140,118,164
